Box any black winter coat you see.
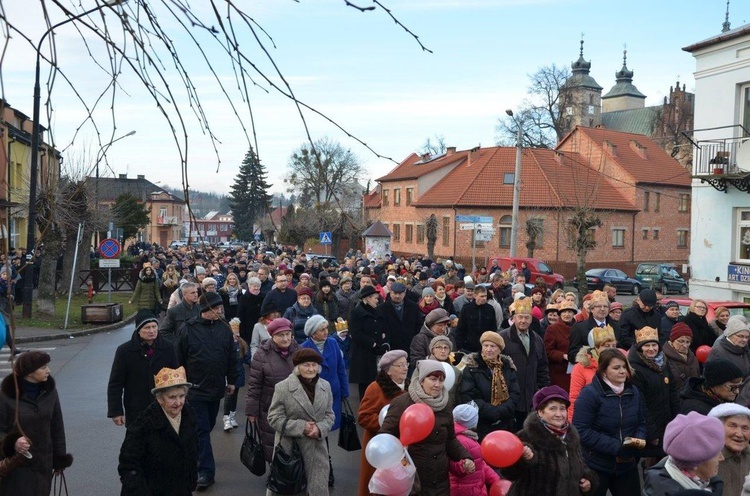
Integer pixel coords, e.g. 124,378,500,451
158,300,200,343
459,353,519,439
348,301,387,385
237,290,264,343
0,376,72,496
504,412,597,496
627,350,679,457
378,298,421,356
176,317,237,401
568,315,621,366
618,306,661,349
643,457,723,496
456,301,497,353
681,311,717,353
118,400,198,496
107,331,178,425
679,377,721,415
499,326,550,413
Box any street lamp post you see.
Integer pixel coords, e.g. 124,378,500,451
506,109,523,258
23,1,126,318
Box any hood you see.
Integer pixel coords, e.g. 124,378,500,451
575,346,597,368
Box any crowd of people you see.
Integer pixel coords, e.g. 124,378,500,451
5,241,750,495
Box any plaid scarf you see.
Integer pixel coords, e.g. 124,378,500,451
483,356,510,406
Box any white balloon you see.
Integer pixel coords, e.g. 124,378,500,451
365,433,404,469
378,404,390,427
442,362,456,391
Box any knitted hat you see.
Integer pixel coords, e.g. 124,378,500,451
292,348,322,366
267,318,293,336
299,273,311,280
359,285,378,299
532,306,543,321
708,402,750,420
531,287,545,297
704,358,744,388
416,359,446,382
418,272,428,281
724,315,750,338
635,326,659,349
664,412,725,467
429,335,453,352
453,402,479,430
480,331,505,351
260,301,279,318
514,297,532,315
194,266,206,275
425,308,451,327
639,288,657,306
304,315,329,337
663,301,679,310
532,385,570,411
14,350,51,378
297,286,314,299
201,277,217,288
421,287,436,298
135,309,159,332
199,291,224,313
378,350,408,371
669,322,693,342
592,325,617,347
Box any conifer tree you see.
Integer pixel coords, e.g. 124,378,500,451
229,147,272,241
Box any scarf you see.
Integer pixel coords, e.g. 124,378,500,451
483,356,510,406
22,380,42,400
164,410,182,434
701,385,723,403
408,373,449,412
602,377,625,395
638,350,665,373
141,340,155,358
664,456,711,491
299,375,319,403
226,286,239,305
313,338,326,353
540,416,570,439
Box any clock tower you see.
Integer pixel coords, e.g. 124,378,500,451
561,39,603,135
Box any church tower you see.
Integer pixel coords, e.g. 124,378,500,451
561,39,603,134
602,50,646,112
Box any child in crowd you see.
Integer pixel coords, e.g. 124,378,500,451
449,402,501,495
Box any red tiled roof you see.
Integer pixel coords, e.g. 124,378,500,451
363,186,381,209
560,126,691,186
377,152,466,181
413,146,636,211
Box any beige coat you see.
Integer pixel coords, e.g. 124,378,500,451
266,372,335,496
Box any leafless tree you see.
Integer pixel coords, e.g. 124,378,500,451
419,135,447,157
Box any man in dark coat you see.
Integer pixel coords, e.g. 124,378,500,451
261,272,298,316
499,298,550,429
378,282,420,358
176,292,237,489
236,283,263,343
618,288,661,349
455,286,497,353
257,265,274,296
658,301,681,345
568,292,621,366
348,286,389,399
680,358,744,415
107,309,178,427
159,282,200,343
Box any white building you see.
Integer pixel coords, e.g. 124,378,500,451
684,23,750,301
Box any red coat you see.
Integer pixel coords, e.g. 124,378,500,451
544,321,573,391
449,424,500,496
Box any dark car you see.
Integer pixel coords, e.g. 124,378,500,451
579,268,642,295
634,263,688,295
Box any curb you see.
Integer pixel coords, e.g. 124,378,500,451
13,312,138,344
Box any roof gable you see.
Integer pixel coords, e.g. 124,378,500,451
377,151,466,181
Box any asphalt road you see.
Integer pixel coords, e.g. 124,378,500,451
2,325,362,495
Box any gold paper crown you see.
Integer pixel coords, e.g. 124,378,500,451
558,300,578,313
514,297,533,315
635,326,659,345
334,318,348,333
590,290,609,305
592,325,616,346
152,366,192,394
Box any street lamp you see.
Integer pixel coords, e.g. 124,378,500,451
506,109,523,257
23,0,127,318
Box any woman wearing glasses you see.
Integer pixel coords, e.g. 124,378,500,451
679,299,716,353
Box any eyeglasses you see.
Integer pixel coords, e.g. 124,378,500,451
695,305,707,310
724,383,742,392
433,345,451,351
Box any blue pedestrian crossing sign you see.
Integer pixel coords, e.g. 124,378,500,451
319,231,333,245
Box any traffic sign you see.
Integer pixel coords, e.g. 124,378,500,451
475,233,493,242
455,215,493,223
319,231,333,245
99,238,121,259
460,223,494,231
98,259,121,268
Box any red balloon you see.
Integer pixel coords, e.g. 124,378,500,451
490,479,512,496
696,345,712,363
481,431,523,468
399,403,435,446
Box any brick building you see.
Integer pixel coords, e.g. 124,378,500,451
188,211,234,244
369,126,691,278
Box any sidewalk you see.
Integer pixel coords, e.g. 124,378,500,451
10,312,137,344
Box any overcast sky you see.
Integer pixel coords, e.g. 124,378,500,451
1,0,738,195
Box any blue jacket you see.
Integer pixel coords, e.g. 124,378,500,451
332,333,351,370
572,375,647,476
301,337,350,430
283,302,317,344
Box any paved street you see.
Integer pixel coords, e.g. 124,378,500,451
3,325,361,495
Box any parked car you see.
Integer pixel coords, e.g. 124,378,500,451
634,263,688,295
573,268,643,295
169,240,187,248
662,298,750,322
307,254,338,267
489,257,565,291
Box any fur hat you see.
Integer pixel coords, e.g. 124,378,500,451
304,315,329,337
260,300,279,318
724,315,750,338
532,385,570,411
378,350,408,372
704,358,744,388
416,359,446,382
135,309,159,332
318,279,332,290
292,348,322,366
267,318,293,336
14,350,51,378
669,322,693,342
296,286,314,299
199,291,223,313
359,285,378,299
708,402,750,420
664,412,725,468
151,366,192,394
480,331,505,351
425,308,451,327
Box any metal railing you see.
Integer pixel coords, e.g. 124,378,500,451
694,125,750,175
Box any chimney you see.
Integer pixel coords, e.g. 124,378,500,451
137,174,145,180
118,173,127,179
446,146,456,155
421,153,431,162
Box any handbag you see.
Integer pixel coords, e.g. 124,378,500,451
266,419,307,495
240,420,266,476
52,471,69,496
337,399,361,451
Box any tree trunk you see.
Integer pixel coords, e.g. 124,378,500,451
36,229,63,316
576,246,588,307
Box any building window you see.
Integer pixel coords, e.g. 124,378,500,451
643,191,650,212
742,85,750,137
677,229,689,248
417,224,426,243
653,228,660,240
393,188,401,206
405,224,413,243
527,218,544,249
612,229,625,248
442,217,450,247
503,173,514,185
392,223,400,242
642,228,649,240
654,192,660,213
382,189,389,207
679,194,690,213
499,215,512,247
406,188,414,205
738,209,750,261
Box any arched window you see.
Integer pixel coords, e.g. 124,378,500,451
499,215,512,247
